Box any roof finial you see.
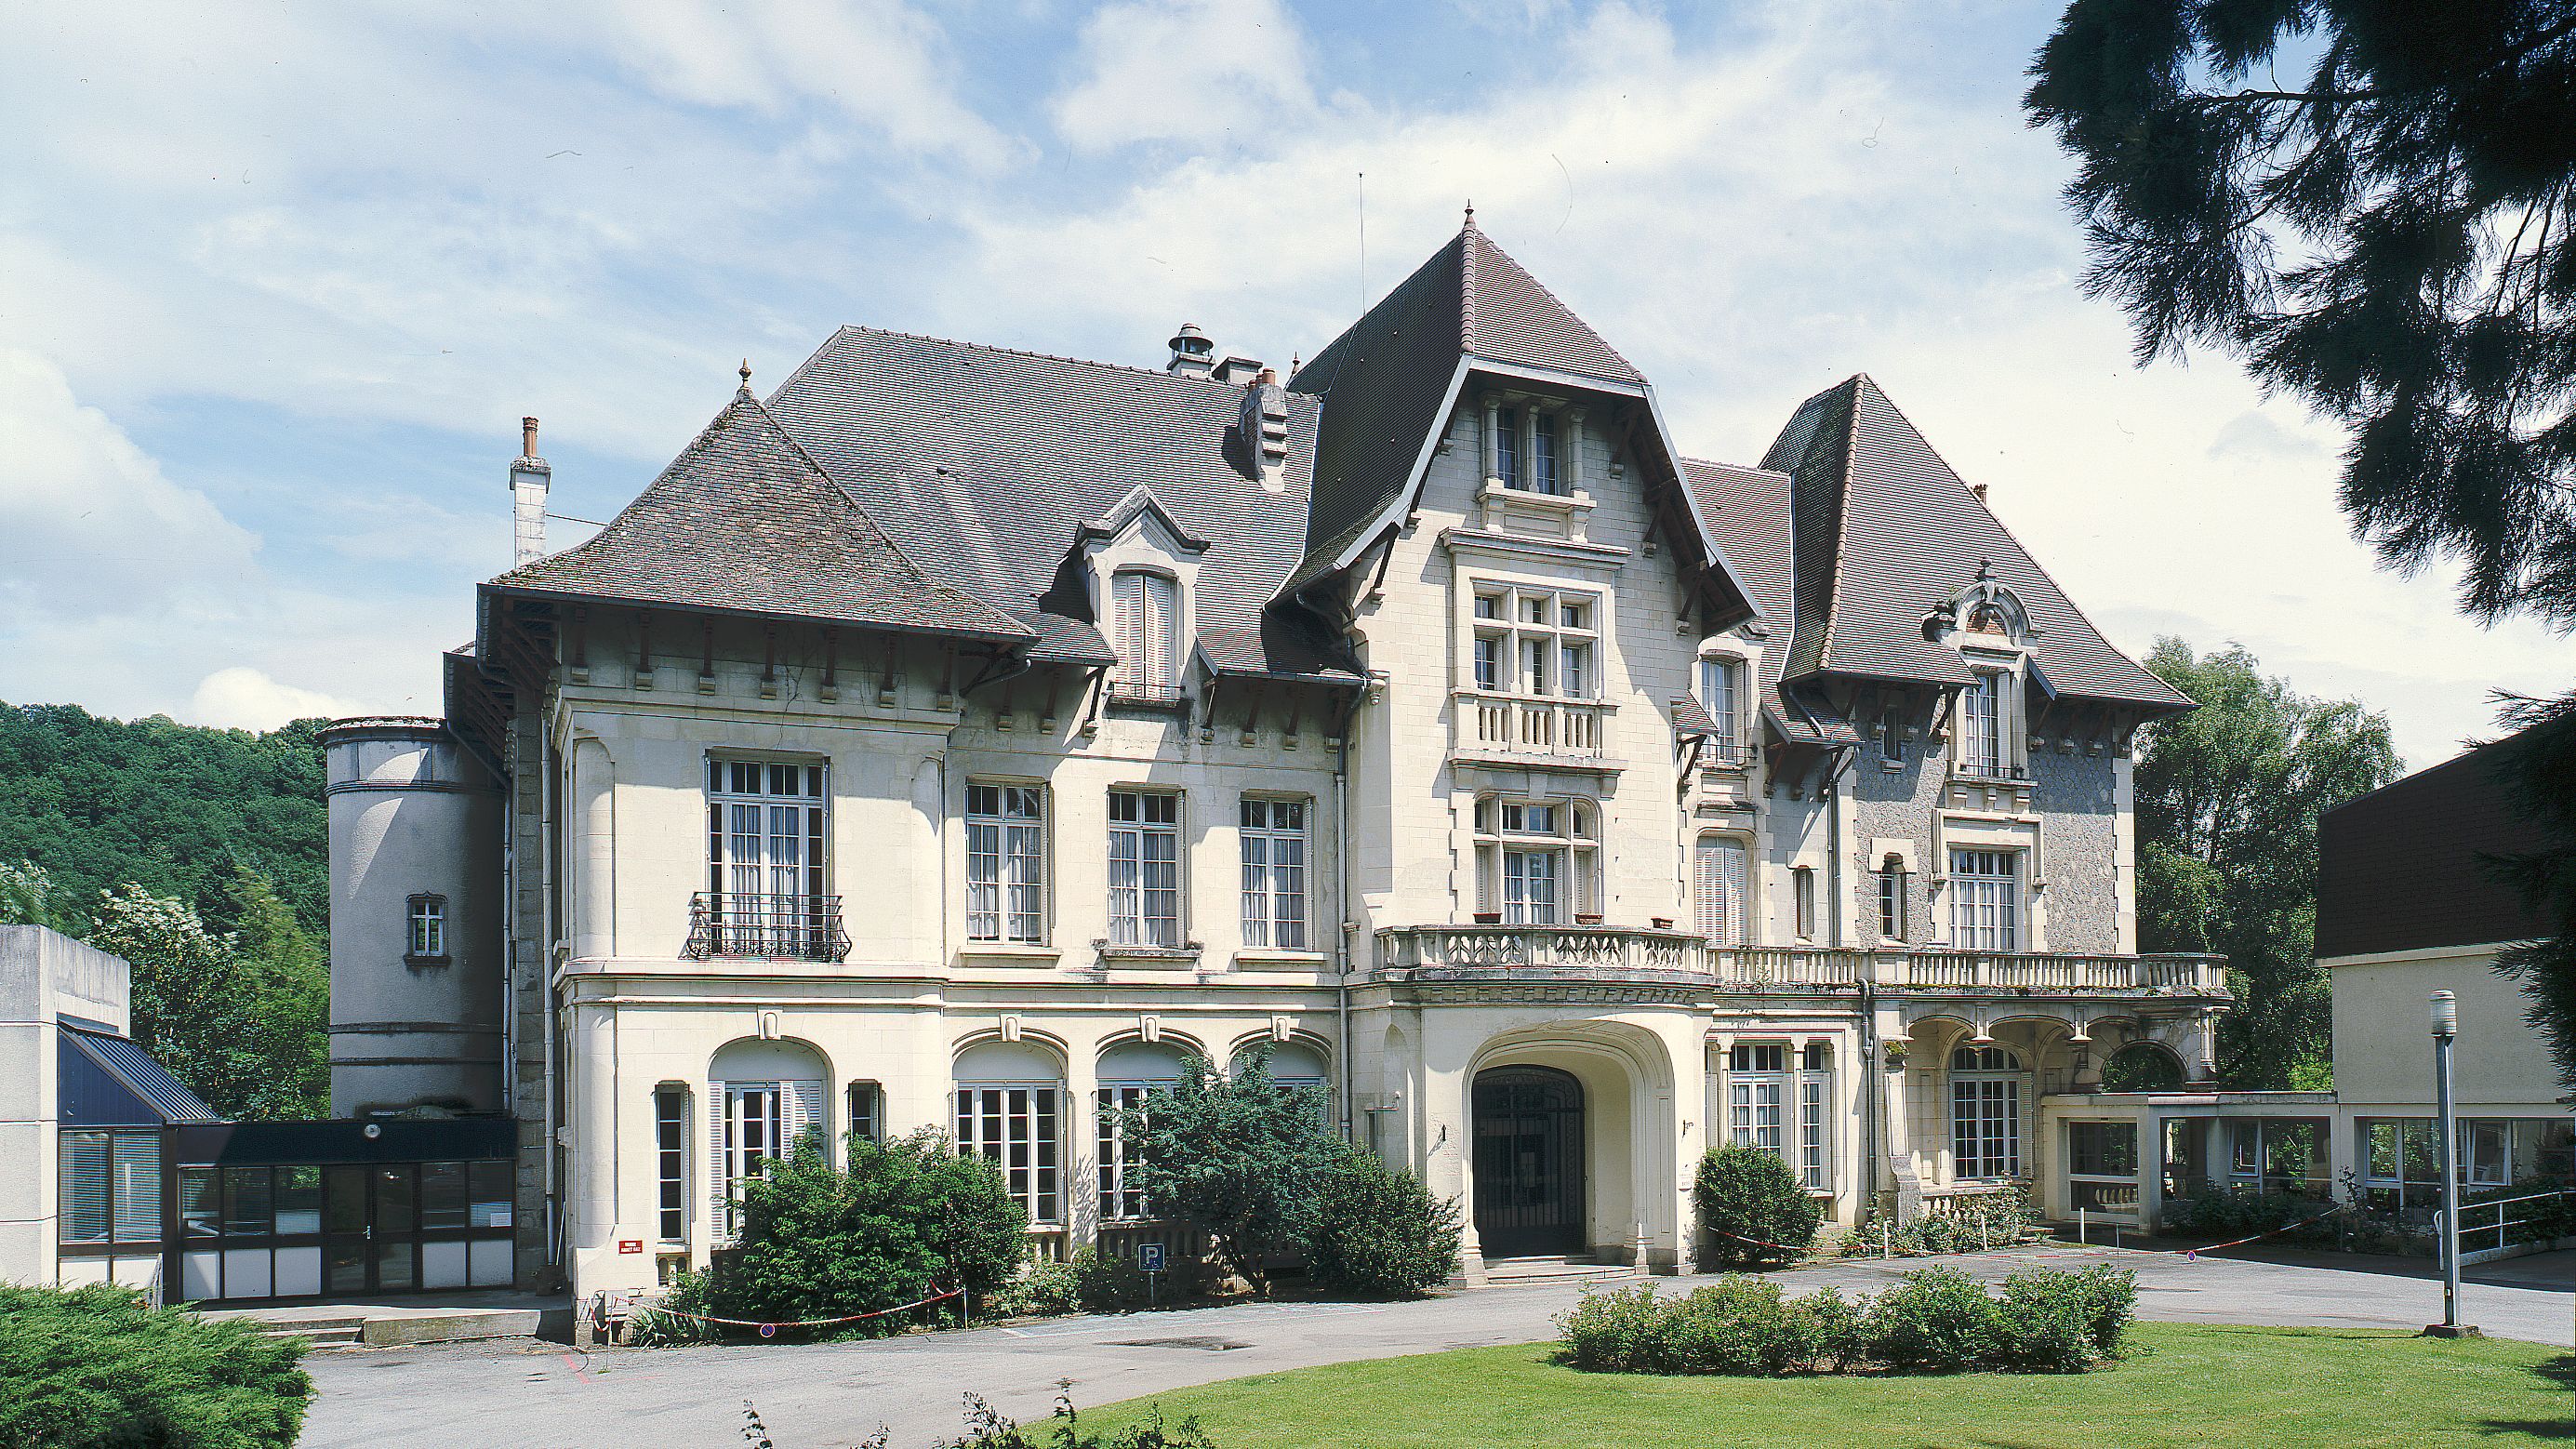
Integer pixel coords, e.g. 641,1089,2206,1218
1464,199,1476,229
738,357,753,392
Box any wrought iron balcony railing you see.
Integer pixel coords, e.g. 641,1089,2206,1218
683,892,852,963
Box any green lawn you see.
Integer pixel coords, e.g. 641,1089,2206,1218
1093,1324,2574,1448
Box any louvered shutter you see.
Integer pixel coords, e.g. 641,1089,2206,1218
786,1080,826,1159
1694,838,1748,946
708,1083,730,1237
1147,574,1177,688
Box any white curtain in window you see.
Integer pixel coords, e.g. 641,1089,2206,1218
1949,849,2019,950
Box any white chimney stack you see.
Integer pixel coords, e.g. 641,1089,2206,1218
511,416,551,566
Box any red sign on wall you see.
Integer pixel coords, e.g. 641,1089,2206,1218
617,1240,644,1255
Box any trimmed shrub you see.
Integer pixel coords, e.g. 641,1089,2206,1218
2161,1186,2333,1241
1693,1145,1821,1267
1866,1267,2000,1371
0,1283,312,1449
1661,1277,1813,1376
1786,1285,1868,1373
1300,1149,1463,1297
2071,1264,2138,1357
1553,1283,1668,1374
705,1128,1027,1336
1992,1269,2098,1372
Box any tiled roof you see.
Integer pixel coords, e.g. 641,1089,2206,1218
1757,375,2191,711
1287,219,1649,594
764,327,1341,677
490,389,1028,640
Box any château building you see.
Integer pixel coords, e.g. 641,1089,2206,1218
326,215,2233,1303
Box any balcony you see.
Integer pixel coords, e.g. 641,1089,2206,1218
1378,924,1705,977
682,892,852,963
1454,691,1612,769
1373,928,2226,999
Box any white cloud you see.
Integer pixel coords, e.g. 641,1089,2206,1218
1051,0,1317,153
184,667,361,732
0,348,260,618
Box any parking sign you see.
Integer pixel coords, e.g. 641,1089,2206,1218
1137,1243,1166,1273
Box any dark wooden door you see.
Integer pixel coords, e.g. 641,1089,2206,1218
1472,1067,1586,1257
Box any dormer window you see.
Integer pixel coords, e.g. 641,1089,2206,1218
1958,671,2003,777
1110,569,1181,703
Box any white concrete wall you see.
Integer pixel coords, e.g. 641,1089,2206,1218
0,927,132,1288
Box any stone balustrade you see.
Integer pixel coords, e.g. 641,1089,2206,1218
1373,925,2226,996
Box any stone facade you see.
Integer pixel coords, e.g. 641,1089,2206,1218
332,221,2232,1302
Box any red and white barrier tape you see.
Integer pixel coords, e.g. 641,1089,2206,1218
634,1286,963,1336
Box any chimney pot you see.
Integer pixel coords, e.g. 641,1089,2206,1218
521,416,539,459
1257,366,1278,386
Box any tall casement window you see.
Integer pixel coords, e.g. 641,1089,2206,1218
1108,791,1182,947
1727,1044,1788,1155
1095,1042,1188,1224
1476,798,1597,924
1693,835,1749,946
846,1082,883,1145
58,1129,161,1248
1948,849,2019,951
653,1086,688,1243
706,759,828,956
1698,656,1745,758
953,1038,1063,1227
1877,856,1908,941
1957,671,2005,777
1799,1043,1834,1191
1109,569,1182,702
1950,1045,2025,1180
1495,405,1522,485
1531,410,1560,494
1467,584,1598,699
1792,866,1817,939
965,783,1046,944
1239,797,1309,950
1879,706,1907,765
406,895,446,961
709,1041,825,1239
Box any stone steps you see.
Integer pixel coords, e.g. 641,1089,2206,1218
1481,1256,1643,1288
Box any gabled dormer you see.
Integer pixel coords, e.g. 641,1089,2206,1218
1077,485,1209,706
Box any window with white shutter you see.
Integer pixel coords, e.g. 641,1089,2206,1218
1694,836,1748,946
1110,570,1181,702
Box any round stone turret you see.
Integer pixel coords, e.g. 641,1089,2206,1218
322,717,503,1117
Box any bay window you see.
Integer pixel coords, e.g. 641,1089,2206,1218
1467,584,1599,699
1476,797,1597,924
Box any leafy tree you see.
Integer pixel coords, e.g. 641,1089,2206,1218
706,1129,1026,1336
2132,639,2400,1087
0,860,58,931
227,868,330,1117
1693,1145,1821,1268
2027,0,2576,1088
0,1283,312,1449
86,886,275,1120
1117,1045,1338,1296
1299,1147,1462,1297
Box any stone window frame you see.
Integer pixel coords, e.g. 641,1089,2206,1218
1471,794,1600,924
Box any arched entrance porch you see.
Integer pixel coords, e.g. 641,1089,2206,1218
1471,1066,1586,1257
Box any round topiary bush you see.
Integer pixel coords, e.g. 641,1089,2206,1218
1300,1148,1463,1297
1693,1145,1821,1267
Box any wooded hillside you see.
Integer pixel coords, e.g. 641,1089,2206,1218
0,703,327,935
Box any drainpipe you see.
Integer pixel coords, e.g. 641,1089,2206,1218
1332,677,1375,1147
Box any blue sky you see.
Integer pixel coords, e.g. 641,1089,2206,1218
1,0,2562,768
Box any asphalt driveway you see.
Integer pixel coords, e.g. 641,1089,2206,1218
297,1243,2571,1449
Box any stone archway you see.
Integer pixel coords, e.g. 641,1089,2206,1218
1470,1066,1587,1257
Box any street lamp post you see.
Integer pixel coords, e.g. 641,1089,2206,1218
2424,991,2476,1338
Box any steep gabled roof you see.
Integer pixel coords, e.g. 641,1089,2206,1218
1287,218,1744,625
765,327,1336,676
489,388,1028,640
1758,375,2190,711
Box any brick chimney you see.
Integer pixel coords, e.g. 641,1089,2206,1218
511,416,551,566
